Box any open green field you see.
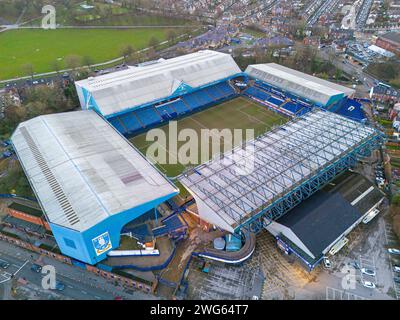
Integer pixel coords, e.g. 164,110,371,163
130,97,287,178
0,28,179,80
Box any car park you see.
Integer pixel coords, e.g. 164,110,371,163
0,261,10,269
361,268,376,276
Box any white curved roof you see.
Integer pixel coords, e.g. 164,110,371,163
76,50,241,117
11,110,178,232
246,63,355,106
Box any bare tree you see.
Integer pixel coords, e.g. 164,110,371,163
21,63,34,80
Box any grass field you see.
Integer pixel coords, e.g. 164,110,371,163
0,28,180,80
130,97,287,178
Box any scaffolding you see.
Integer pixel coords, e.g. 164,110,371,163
178,109,384,233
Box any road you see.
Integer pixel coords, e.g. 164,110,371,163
0,240,157,300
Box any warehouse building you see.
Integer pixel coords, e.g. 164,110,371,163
265,172,385,269
11,110,178,264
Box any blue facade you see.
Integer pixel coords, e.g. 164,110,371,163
51,192,178,265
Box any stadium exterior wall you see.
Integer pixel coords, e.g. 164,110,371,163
50,193,177,265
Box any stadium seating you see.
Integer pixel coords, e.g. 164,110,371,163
108,117,127,134
172,100,191,114
267,96,284,107
135,107,162,127
155,102,177,118
118,113,143,133
108,81,238,136
215,82,236,96
281,102,309,116
334,98,366,122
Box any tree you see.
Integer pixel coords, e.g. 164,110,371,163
82,55,94,70
50,59,61,74
65,54,82,78
148,36,160,49
166,30,177,43
120,44,135,62
21,63,34,80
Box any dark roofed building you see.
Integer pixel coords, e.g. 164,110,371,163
265,172,385,269
376,32,400,55
275,192,361,259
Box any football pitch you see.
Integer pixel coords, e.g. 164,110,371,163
130,97,287,178
0,28,180,80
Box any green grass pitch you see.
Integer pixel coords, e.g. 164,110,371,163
0,28,177,80
130,97,287,179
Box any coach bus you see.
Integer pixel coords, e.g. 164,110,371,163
329,237,349,256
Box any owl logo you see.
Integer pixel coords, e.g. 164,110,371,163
92,232,112,256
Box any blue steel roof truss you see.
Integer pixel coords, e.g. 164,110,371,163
240,132,384,234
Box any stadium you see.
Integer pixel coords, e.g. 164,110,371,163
11,50,385,269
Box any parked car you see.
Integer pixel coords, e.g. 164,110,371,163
362,281,376,289
54,281,65,291
388,248,400,255
30,264,42,273
394,277,400,284
361,268,376,276
351,261,360,270
394,266,400,273
0,261,10,269
323,257,332,269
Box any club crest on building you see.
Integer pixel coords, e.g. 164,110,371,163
92,232,112,256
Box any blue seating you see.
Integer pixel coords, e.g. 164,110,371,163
108,117,126,133
334,98,366,122
172,100,190,114
215,82,235,96
155,102,176,117
119,112,143,132
135,107,162,127
267,96,284,107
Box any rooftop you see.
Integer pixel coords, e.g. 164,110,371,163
76,50,241,117
245,63,355,106
379,31,400,44
11,110,178,232
277,191,361,258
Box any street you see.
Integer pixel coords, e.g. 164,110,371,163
0,240,157,300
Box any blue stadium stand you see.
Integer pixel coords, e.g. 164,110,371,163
135,107,162,127
152,213,188,239
119,113,143,132
333,98,366,122
172,100,191,114
267,96,284,107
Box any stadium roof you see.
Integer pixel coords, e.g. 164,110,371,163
178,109,378,232
76,50,241,117
11,110,178,232
245,63,355,106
